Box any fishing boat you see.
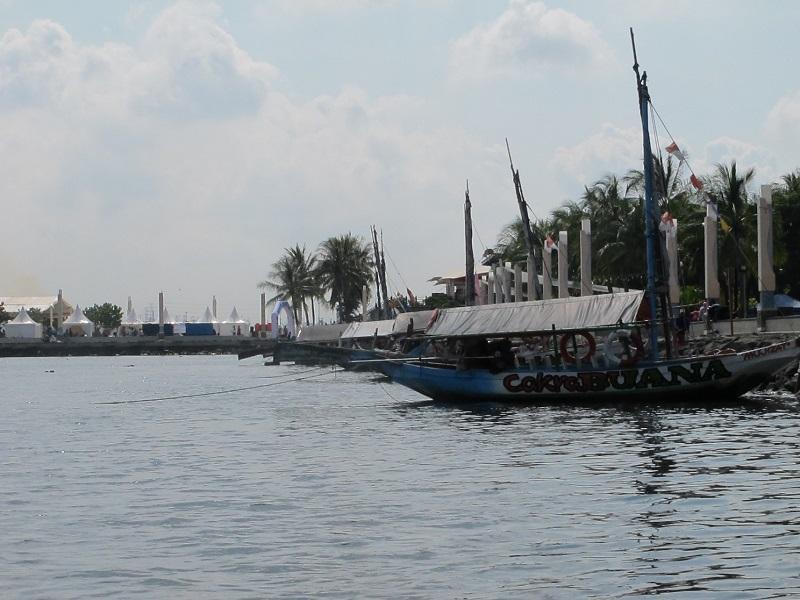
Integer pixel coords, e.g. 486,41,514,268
371,32,800,403
376,292,799,402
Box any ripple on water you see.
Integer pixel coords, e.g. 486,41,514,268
2,356,800,599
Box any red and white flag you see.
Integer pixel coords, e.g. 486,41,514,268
690,174,703,191
665,141,685,162
406,288,417,305
544,235,557,253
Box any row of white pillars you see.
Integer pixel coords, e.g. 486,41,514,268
480,185,777,319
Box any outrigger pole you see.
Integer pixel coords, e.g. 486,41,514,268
506,140,543,300
630,28,667,362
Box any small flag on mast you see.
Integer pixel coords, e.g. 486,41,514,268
665,141,685,162
544,235,557,253
690,174,704,191
406,288,417,305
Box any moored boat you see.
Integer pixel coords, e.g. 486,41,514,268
367,31,800,404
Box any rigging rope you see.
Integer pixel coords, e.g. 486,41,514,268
97,367,342,405
647,99,770,297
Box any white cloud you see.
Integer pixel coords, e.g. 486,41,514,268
0,2,502,319
449,0,611,82
550,123,641,184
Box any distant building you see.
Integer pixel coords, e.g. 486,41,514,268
0,296,73,327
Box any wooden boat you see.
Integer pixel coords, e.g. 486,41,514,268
368,32,800,403
378,337,799,403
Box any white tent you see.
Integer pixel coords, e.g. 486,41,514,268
3,308,42,339
62,304,94,337
198,306,221,333
121,307,140,325
220,306,249,336
119,307,142,336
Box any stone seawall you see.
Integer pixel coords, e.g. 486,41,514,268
0,336,278,358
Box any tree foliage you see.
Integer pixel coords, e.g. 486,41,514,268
259,244,321,325
84,303,123,329
315,234,374,322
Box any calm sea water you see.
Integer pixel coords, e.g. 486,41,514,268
2,354,800,599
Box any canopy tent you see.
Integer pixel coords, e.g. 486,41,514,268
3,308,42,338
62,304,95,337
220,306,249,336
271,300,296,338
425,291,646,338
121,307,140,325
119,307,142,335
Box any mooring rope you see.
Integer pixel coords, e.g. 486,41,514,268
97,367,342,405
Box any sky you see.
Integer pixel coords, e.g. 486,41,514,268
2,0,800,323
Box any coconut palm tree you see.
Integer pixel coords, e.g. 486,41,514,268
773,170,800,297
706,161,756,316
258,244,319,325
315,234,374,322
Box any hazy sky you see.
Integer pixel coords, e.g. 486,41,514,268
2,0,799,322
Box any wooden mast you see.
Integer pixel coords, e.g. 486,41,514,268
464,181,476,306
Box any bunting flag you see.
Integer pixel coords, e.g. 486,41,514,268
690,174,704,191
720,217,732,234
659,211,674,232
406,288,417,305
544,235,557,253
665,141,685,162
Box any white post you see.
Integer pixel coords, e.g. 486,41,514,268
526,255,535,301
666,219,680,305
127,296,132,314
542,243,553,300
260,292,267,337
212,295,217,320
558,231,569,298
758,185,776,326
704,205,720,302
514,263,523,302
493,265,502,304
502,262,511,302
158,291,165,337
580,219,592,297
57,288,64,333
362,285,368,321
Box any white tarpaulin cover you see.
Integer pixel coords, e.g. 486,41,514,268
425,291,645,337
393,311,434,334
62,304,94,336
4,308,42,338
340,319,396,340
296,323,349,342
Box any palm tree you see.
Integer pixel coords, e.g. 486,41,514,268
626,156,706,296
773,170,800,297
315,234,374,322
258,244,318,325
706,161,756,316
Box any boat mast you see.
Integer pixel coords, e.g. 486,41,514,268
370,225,385,319
506,140,543,300
464,180,476,306
630,28,660,362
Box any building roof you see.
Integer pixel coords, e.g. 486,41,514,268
0,296,73,313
